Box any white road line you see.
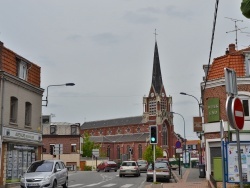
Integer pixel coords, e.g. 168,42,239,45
120,184,134,188
101,183,116,187
68,184,84,187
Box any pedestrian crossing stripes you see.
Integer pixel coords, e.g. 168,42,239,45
68,183,134,188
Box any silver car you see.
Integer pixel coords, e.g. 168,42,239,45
119,161,140,177
146,162,171,182
20,160,68,188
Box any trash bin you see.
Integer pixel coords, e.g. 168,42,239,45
199,164,206,178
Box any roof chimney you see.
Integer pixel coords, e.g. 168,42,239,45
225,48,229,55
228,43,236,53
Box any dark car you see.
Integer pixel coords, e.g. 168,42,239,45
97,161,118,172
146,161,171,182
137,160,148,172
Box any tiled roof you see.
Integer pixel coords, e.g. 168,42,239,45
81,116,143,129
207,44,250,80
89,133,149,143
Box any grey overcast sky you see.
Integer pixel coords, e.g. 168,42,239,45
0,1,248,139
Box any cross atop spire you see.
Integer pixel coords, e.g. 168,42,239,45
153,29,158,42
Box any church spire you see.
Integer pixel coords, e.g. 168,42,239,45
151,41,163,94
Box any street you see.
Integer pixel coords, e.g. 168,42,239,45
68,170,175,188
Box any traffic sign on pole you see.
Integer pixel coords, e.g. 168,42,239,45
232,97,244,130
175,141,181,148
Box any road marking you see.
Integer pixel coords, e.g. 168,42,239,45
68,184,84,187
101,183,116,187
120,184,134,188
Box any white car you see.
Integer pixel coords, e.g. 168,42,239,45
20,160,68,188
119,161,140,177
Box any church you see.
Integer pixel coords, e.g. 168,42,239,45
80,41,179,162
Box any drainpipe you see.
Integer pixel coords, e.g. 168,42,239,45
0,73,5,136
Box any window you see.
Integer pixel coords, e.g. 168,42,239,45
161,98,167,111
244,52,250,76
18,60,28,80
71,144,76,152
239,94,250,120
137,127,141,133
107,146,110,157
10,97,18,123
25,102,32,126
162,124,168,146
50,125,57,135
117,128,122,134
117,145,120,159
138,144,142,159
108,128,112,135
71,126,77,135
126,127,130,133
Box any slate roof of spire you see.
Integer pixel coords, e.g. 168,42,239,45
151,42,163,94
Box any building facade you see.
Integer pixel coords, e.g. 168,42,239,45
42,122,82,171
0,41,43,186
201,43,250,179
81,42,180,162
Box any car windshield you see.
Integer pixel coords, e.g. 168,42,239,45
155,162,168,169
137,161,147,164
27,161,54,173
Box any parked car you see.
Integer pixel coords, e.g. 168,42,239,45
146,161,171,182
119,161,140,177
20,160,68,188
137,160,148,172
97,161,118,172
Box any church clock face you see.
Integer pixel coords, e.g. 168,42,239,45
162,93,165,97
151,92,154,97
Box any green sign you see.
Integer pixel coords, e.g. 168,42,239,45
208,98,220,122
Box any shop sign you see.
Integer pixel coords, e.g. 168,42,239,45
3,127,42,141
207,98,220,122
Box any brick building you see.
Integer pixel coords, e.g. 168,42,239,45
81,42,180,162
201,43,250,179
42,122,82,171
0,41,43,186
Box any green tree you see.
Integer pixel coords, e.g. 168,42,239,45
143,145,163,163
82,132,100,157
241,0,250,18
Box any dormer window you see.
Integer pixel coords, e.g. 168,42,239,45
244,52,250,76
50,125,57,135
71,125,77,135
18,60,28,80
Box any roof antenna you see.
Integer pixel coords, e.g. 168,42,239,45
153,29,158,42
225,17,247,50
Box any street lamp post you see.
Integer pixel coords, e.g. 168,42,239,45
171,112,187,170
43,83,75,107
180,92,203,164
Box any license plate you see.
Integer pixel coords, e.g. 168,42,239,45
27,183,39,186
126,170,131,172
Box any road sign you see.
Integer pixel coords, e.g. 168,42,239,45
232,97,244,130
175,141,181,148
54,144,63,155
92,149,99,157
176,148,183,154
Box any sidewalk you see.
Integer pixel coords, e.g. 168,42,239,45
145,167,210,188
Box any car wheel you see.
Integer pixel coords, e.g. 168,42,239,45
97,169,100,172
146,178,150,182
119,174,122,177
62,178,68,188
52,180,57,188
115,170,117,172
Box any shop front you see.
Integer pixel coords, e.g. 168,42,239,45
1,127,42,186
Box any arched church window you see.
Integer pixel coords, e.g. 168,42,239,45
162,124,168,146
161,98,167,111
137,127,141,133
127,145,131,159
117,145,120,159
138,144,142,159
107,145,110,158
108,128,112,135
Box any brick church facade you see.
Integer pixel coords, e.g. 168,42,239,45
81,42,179,161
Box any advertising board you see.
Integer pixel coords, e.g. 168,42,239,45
227,142,250,183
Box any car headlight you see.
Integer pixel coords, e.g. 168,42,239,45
44,175,51,181
20,177,25,183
